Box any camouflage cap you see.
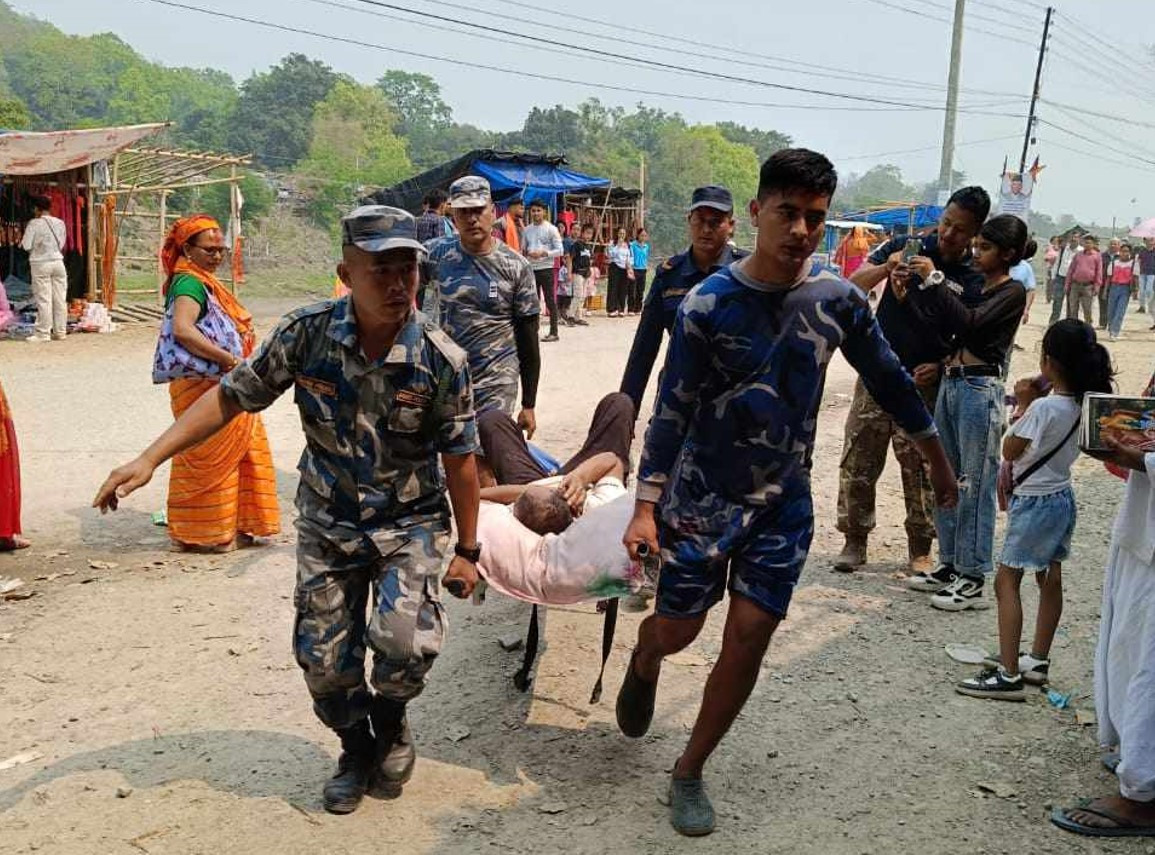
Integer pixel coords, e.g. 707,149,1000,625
341,205,427,254
448,175,492,209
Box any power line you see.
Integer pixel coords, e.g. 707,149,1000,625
1036,118,1155,169
1054,9,1155,75
302,0,1016,104
340,0,1010,109
1045,42,1155,111
834,133,1021,162
480,0,1023,99
849,0,1038,47
1042,102,1155,163
1048,32,1149,92
133,0,1030,119
1040,99,1155,133
1040,137,1155,175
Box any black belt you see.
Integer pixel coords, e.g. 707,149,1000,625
945,364,1000,379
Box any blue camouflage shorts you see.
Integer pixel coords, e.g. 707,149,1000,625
656,492,814,620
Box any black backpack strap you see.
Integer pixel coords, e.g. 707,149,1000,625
589,597,619,704
1012,417,1080,488
512,605,540,692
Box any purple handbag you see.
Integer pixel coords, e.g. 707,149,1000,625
152,290,243,384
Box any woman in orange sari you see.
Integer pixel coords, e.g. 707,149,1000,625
834,225,872,278
159,215,280,552
0,377,28,552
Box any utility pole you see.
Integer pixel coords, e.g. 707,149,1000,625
937,0,966,199
1019,6,1054,172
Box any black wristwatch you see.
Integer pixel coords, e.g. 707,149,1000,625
454,542,481,563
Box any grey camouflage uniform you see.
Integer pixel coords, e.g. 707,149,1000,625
220,296,477,731
422,236,539,416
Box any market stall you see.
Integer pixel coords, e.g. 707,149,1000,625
0,123,167,311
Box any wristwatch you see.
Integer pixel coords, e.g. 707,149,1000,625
454,542,482,563
921,270,946,291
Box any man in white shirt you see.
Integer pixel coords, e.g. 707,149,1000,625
521,200,564,343
20,195,68,342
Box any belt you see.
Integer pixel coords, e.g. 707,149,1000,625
945,364,1000,379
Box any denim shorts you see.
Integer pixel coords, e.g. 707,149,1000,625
999,487,1076,573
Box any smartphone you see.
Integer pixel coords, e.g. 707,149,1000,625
902,237,923,261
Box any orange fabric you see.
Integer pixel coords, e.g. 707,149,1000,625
231,235,245,285
100,195,119,308
170,256,256,357
161,214,221,284
166,378,280,547
503,216,520,253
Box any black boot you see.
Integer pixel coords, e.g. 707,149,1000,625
369,696,416,798
322,720,375,814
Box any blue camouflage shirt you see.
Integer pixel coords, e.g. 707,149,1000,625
220,297,477,539
637,261,936,525
424,237,540,415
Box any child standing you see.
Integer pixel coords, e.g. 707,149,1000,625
957,319,1114,700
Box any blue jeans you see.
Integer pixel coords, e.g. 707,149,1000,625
934,375,1004,579
1107,284,1130,336
1140,274,1155,311
1048,275,1066,325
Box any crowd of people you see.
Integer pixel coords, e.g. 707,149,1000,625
0,143,1144,841
1045,232,1155,341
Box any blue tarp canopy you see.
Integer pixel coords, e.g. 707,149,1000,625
839,204,943,230
366,149,611,214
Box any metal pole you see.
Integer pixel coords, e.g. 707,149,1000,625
937,0,966,195
1020,6,1054,172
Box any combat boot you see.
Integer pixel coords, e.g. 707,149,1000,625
322,720,375,814
908,535,935,575
369,696,416,798
833,535,867,572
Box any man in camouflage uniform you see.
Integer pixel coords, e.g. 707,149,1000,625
94,206,483,815
615,150,958,836
836,186,989,574
424,176,541,443
620,185,747,416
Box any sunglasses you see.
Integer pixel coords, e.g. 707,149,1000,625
190,244,228,256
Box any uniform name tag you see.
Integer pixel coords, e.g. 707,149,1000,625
665,287,690,298
394,389,432,408
297,375,337,397
488,283,500,299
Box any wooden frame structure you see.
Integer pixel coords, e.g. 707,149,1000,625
93,147,251,305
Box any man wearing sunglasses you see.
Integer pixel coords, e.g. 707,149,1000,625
619,185,747,417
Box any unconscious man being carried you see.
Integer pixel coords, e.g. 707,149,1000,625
443,391,654,607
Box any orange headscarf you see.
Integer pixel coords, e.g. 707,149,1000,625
846,225,871,256
161,214,256,356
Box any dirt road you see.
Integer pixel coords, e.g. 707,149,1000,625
1,298,1152,854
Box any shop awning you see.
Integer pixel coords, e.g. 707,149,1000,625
0,123,169,175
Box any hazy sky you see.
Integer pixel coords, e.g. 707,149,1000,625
15,0,1155,225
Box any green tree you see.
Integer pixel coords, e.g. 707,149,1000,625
230,53,342,167
715,122,792,163
0,94,30,128
834,164,917,211
294,81,413,229
377,69,451,135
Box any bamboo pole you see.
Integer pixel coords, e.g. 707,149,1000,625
85,163,97,302
157,190,167,305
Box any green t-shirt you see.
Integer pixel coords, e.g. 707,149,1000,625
166,273,208,321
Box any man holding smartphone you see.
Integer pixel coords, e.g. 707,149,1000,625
834,187,989,575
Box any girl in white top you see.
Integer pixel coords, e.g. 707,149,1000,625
958,320,1114,701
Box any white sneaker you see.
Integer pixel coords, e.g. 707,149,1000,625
906,563,958,592
930,575,991,611
25,334,50,343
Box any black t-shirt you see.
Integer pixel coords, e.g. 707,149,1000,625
907,278,1027,369
867,233,986,369
569,239,593,275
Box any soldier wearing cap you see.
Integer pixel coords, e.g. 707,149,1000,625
94,205,484,815
619,185,748,416
424,175,542,444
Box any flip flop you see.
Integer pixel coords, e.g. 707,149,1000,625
945,643,991,665
1051,804,1155,838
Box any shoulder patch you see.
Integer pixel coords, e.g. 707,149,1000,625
278,298,338,329
422,321,468,371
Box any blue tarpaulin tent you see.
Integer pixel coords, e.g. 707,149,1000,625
366,149,612,215
839,204,943,231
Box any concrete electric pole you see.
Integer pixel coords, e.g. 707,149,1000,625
937,0,966,200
